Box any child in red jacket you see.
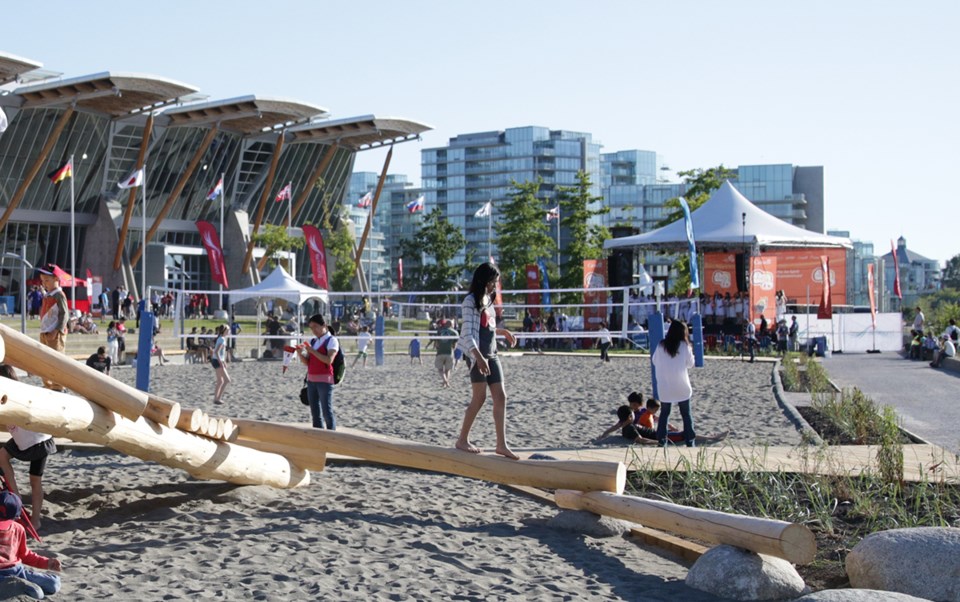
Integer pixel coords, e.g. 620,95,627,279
0,490,61,597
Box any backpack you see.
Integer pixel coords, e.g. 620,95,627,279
331,339,346,385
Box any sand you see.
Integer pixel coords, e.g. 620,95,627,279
18,353,801,601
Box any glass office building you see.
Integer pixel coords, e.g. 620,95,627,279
0,51,429,306
421,126,601,265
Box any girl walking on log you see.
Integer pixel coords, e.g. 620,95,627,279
455,262,519,459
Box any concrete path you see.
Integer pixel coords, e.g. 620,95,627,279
820,352,960,455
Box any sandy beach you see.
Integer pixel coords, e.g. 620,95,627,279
14,353,801,600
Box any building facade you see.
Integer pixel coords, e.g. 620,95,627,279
882,236,941,310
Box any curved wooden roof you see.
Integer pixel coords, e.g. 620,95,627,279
288,115,432,149
14,71,198,117
162,95,327,135
0,51,42,86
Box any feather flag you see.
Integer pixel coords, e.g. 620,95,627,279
397,257,404,290
890,239,902,300
406,194,425,213
302,225,330,289
196,220,229,288
817,256,832,320
117,168,144,189
357,191,373,208
206,176,224,201
678,196,700,290
48,159,73,184
275,183,292,203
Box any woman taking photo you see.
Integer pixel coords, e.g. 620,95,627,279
299,314,339,430
651,319,696,447
455,262,518,459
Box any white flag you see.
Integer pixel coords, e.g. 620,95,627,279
474,201,492,218
118,168,145,189
545,206,560,222
0,107,7,134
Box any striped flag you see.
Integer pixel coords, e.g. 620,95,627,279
48,159,73,184
357,191,373,208
406,194,425,213
117,167,144,189
206,176,224,201
275,183,292,202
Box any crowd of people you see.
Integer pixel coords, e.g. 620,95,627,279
906,309,958,369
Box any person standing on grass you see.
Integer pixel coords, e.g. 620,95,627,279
651,319,696,447
211,325,231,405
455,262,519,460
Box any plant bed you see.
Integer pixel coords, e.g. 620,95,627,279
795,405,915,446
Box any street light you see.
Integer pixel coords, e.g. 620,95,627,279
3,246,33,334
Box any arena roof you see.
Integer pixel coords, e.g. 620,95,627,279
0,51,42,86
162,95,327,135
14,71,198,117
288,115,432,149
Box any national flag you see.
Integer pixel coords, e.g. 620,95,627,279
0,107,7,133
474,201,492,218
406,194,425,213
678,197,700,290
48,159,73,184
817,256,832,320
275,183,292,203
206,176,224,201
302,225,330,289
196,220,229,287
545,206,560,222
890,239,902,300
357,191,373,208
397,257,404,291
117,168,144,189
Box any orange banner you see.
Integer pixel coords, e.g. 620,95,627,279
749,255,777,325
706,248,847,306
704,252,738,295
583,259,608,329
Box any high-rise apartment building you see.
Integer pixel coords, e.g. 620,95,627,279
421,126,601,265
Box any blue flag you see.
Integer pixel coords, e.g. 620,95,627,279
678,197,699,290
537,258,551,310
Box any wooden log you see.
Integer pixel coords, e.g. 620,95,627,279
143,396,181,429
220,418,237,442
0,378,310,489
237,438,326,472
0,324,147,421
176,407,204,433
233,419,625,494
554,490,816,565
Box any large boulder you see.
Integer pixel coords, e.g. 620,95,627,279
685,545,805,600
547,509,629,538
846,527,960,601
796,590,931,602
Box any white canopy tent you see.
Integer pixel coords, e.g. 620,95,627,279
229,265,329,306
604,180,852,252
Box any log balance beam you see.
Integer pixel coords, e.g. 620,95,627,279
555,490,816,565
232,419,626,494
0,376,309,489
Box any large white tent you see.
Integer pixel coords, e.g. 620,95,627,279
229,265,329,305
604,181,851,252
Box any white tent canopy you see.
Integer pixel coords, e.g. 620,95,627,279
604,180,852,252
229,265,329,305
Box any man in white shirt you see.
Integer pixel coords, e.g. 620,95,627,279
931,334,956,369
913,307,925,334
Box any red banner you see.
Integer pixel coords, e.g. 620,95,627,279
195,220,229,288
525,263,541,318
397,257,403,291
749,255,777,326
583,259,608,330
890,240,902,299
302,225,330,290
867,263,877,328
817,256,832,319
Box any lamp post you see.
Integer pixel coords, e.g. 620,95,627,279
3,245,33,334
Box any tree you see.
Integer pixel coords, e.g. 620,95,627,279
317,208,356,292
656,165,737,294
556,170,610,296
399,207,469,292
942,254,960,290
251,224,304,269
495,179,555,289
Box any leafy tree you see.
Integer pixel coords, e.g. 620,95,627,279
942,254,960,290
495,179,555,289
556,170,610,297
252,224,304,269
656,165,737,294
399,207,469,292
918,288,960,334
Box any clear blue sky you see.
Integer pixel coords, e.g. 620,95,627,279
5,1,958,264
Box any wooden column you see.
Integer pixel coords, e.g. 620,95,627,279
233,419,625,494
114,113,154,270
352,146,393,279
130,126,218,266
241,134,286,274
554,490,816,565
0,377,310,489
291,144,337,222
0,107,75,232
0,324,147,421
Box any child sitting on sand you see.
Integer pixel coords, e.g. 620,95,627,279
0,490,61,597
594,393,729,446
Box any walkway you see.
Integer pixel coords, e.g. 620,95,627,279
821,352,960,455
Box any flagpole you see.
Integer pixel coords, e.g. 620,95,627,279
219,172,225,311
69,153,76,309
141,165,147,302
555,209,560,272
487,199,492,261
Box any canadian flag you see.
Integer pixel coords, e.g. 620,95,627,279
302,225,330,289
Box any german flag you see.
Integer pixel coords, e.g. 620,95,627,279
48,160,73,184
